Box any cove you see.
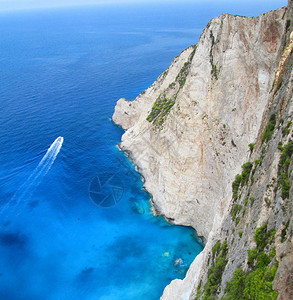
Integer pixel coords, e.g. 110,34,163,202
0,4,206,299
0,1,285,298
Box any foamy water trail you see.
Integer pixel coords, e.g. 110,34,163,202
2,137,63,214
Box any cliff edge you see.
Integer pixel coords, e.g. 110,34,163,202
113,1,292,299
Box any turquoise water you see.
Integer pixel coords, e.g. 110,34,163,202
0,2,285,299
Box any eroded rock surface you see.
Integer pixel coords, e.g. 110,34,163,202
113,2,292,299
113,8,285,239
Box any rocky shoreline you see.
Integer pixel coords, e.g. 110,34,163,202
115,134,207,245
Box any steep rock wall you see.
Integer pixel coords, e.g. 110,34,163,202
113,7,285,240
163,3,293,299
191,16,293,299
113,3,291,300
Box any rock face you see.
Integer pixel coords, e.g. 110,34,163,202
113,7,285,239
113,1,293,299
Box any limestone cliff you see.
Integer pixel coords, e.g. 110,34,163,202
113,6,286,239
189,12,293,299
113,1,293,299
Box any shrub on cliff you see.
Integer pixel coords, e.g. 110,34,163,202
248,143,255,152
224,224,278,300
203,241,228,299
278,142,293,199
240,162,253,184
262,114,276,143
146,95,175,127
231,161,253,200
232,174,241,200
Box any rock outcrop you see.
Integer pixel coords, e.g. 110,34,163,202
113,1,293,299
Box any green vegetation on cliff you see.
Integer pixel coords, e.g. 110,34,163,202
196,241,228,299
176,46,196,88
262,113,276,143
231,204,242,221
278,141,293,199
209,31,219,80
146,46,196,128
224,223,278,300
146,94,175,126
232,161,253,200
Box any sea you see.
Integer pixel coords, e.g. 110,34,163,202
0,1,285,299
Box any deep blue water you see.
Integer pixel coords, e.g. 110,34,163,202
0,2,286,299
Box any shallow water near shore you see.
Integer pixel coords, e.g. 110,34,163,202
0,2,285,299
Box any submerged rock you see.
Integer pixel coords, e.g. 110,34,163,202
174,258,183,266
130,201,145,214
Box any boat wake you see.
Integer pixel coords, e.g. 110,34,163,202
1,136,63,215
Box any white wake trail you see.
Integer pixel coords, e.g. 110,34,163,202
2,136,63,214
